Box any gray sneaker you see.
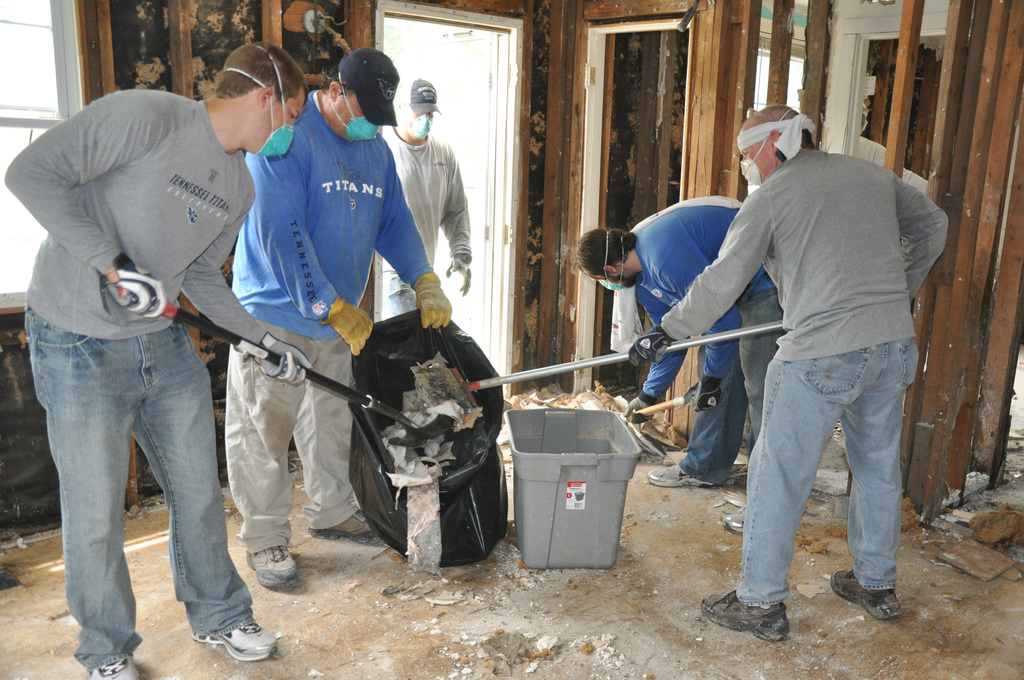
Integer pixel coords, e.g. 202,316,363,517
193,620,277,661
246,545,298,589
308,510,383,545
89,657,139,680
647,465,719,488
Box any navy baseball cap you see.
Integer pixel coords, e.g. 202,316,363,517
409,78,441,115
337,47,399,126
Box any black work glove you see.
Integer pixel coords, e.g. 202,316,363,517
694,376,722,411
625,391,660,424
629,325,674,366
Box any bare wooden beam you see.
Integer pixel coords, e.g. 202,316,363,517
346,0,374,50
766,0,794,106
584,0,693,22
866,40,894,146
883,0,926,176
262,0,283,45
973,85,1024,480
75,0,115,103
726,0,762,198
801,0,832,138
633,31,664,223
168,0,194,99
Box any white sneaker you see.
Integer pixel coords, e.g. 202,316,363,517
647,465,719,488
247,545,298,589
89,657,139,680
193,621,277,661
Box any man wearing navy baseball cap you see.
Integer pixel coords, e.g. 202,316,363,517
226,48,452,590
382,77,473,317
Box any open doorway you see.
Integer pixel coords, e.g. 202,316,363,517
374,2,522,376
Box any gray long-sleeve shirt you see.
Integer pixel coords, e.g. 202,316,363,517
660,150,948,361
382,126,470,267
6,89,265,342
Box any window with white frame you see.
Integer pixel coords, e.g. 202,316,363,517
0,0,80,307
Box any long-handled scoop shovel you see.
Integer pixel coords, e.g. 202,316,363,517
464,321,785,391
160,303,455,446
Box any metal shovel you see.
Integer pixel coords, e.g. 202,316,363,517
464,321,784,391
160,303,455,446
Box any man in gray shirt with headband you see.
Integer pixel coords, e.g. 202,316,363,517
7,42,309,679
630,105,947,641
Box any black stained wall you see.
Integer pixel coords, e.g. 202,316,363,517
594,29,688,395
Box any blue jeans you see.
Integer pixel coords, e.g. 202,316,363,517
736,287,784,454
384,270,417,318
736,338,918,606
678,349,748,484
25,309,254,671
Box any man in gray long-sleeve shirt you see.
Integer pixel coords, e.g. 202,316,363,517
382,78,472,314
7,43,310,679
630,105,947,641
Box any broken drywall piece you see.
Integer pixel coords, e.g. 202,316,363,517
796,582,825,598
938,538,1018,582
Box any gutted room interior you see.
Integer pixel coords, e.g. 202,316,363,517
2,0,1024,678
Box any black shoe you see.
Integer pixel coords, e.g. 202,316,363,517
701,590,789,641
830,570,901,620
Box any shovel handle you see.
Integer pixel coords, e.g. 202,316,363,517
466,321,784,391
636,396,691,416
160,303,420,431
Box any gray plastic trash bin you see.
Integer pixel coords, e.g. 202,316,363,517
505,409,641,569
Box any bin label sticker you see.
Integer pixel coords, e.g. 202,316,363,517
566,481,586,510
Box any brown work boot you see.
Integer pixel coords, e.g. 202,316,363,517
830,570,901,620
701,590,789,641
308,510,383,545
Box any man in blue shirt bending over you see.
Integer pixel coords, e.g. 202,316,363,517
574,200,783,489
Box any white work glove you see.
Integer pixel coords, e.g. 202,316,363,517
235,333,311,383
105,254,168,318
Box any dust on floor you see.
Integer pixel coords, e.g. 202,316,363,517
3,430,1024,680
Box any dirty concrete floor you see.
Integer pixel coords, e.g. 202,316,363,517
2,425,1024,680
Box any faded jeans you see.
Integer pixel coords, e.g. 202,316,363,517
735,287,784,454
25,309,253,671
678,349,748,484
736,338,918,606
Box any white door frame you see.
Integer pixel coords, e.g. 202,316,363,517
575,19,681,393
374,1,523,377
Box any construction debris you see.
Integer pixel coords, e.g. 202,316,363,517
968,504,1024,548
937,538,1019,582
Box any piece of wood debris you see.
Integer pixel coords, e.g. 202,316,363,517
937,538,1018,582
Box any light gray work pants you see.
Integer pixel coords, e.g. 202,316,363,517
225,320,357,553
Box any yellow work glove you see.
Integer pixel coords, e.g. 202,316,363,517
412,272,452,329
321,297,373,355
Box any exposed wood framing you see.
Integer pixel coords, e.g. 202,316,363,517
865,40,894,146
682,0,730,198
509,0,535,383
905,0,1024,518
722,0,761,200
801,0,832,136
539,0,585,374
263,0,283,45
592,34,617,365
168,0,194,99
346,0,375,50
633,31,667,222
583,0,691,22
75,0,115,103
766,0,794,106
974,98,1024,480
882,0,925,177
909,48,939,177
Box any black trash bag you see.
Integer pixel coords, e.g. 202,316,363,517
349,311,507,566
